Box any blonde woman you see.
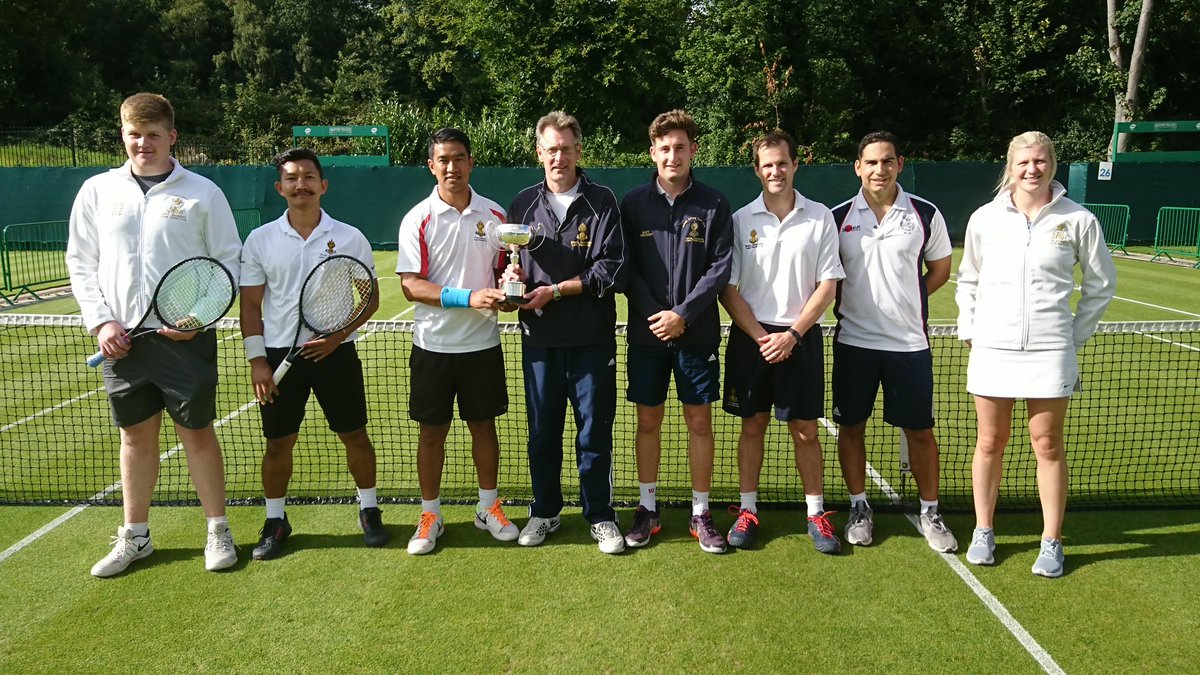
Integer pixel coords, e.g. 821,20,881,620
956,131,1116,577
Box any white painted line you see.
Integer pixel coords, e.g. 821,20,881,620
1134,331,1200,352
0,400,258,566
0,387,104,434
818,417,1064,675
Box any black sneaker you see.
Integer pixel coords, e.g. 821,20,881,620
727,506,760,549
689,510,728,554
252,516,292,560
807,511,842,555
359,507,389,547
623,505,661,548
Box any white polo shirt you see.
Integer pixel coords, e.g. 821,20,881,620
833,186,952,352
730,190,844,326
396,187,507,353
241,209,376,348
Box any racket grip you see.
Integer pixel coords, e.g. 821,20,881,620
86,350,106,368
271,359,293,386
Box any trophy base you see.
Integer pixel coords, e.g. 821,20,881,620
505,294,530,305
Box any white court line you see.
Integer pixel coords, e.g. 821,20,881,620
818,418,1065,675
0,388,104,434
1134,332,1200,352
0,313,415,565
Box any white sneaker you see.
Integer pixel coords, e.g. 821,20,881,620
408,512,444,555
590,520,625,555
91,526,153,578
205,525,238,571
475,501,519,542
518,515,561,547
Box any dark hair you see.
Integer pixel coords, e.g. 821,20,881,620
751,130,798,167
273,147,323,179
428,127,472,159
649,109,699,144
857,131,900,158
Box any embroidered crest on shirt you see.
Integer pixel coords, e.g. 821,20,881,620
326,239,337,254
745,229,762,249
843,223,860,233
571,222,590,248
474,221,489,242
1051,223,1070,245
161,196,187,221
684,217,705,244
900,215,917,235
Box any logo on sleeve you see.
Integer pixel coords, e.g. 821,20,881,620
684,217,705,244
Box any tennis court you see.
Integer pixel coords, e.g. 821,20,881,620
1,251,1198,672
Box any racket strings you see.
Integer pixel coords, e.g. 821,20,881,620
300,259,373,334
154,260,235,329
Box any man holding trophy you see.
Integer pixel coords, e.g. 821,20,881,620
503,111,630,555
396,127,520,555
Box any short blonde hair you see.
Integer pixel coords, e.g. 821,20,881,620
997,131,1056,193
120,93,175,130
536,111,582,145
648,109,698,144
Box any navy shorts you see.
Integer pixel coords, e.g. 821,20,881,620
104,331,218,430
260,342,368,439
626,343,720,406
721,324,823,421
831,341,934,429
409,345,508,425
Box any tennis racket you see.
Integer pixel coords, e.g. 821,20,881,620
271,254,375,386
86,256,235,367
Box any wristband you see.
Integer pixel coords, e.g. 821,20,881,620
786,327,803,344
440,286,472,308
243,335,267,361
551,283,562,300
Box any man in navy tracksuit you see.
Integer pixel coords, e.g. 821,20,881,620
618,110,733,554
504,110,629,554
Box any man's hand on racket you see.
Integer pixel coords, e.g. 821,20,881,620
156,326,202,341
298,329,348,363
250,358,280,405
96,321,132,359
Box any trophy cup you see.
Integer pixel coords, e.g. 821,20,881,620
493,222,542,304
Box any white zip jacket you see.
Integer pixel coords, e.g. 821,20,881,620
67,159,242,333
956,182,1115,351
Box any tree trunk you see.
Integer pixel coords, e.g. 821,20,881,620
1110,0,1155,158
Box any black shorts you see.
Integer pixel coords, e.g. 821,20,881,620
104,331,218,430
626,343,720,406
832,341,935,429
409,345,508,425
260,343,368,439
721,324,823,421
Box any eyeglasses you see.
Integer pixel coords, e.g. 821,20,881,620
539,144,579,157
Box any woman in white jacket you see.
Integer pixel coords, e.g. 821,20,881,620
955,131,1116,578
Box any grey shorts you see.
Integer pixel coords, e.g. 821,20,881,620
103,331,219,429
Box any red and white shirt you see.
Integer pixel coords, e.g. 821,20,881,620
396,187,507,353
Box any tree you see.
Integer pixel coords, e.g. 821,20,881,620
1107,0,1154,156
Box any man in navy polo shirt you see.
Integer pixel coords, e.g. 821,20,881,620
831,131,957,552
619,110,733,553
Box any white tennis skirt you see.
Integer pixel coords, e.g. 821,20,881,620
966,346,1078,399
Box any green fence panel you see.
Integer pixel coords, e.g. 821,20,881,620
1152,207,1200,267
1,220,69,302
1082,203,1130,254
232,208,262,242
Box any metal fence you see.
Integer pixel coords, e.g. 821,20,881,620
0,127,281,167
0,220,69,304
1082,203,1131,255
1152,207,1200,267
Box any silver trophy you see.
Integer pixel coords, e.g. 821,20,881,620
493,222,543,305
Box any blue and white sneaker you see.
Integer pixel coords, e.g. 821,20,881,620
965,527,995,566
1031,537,1064,578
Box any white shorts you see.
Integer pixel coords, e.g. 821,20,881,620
966,346,1078,399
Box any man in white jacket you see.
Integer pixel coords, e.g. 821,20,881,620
955,131,1116,578
66,93,242,577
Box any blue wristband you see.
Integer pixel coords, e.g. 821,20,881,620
440,286,472,308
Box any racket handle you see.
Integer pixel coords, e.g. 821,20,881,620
86,350,106,368
271,358,293,386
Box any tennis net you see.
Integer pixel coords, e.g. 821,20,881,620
1,314,1197,511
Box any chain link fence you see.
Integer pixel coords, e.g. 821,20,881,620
0,127,281,167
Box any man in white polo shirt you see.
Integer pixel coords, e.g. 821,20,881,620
240,147,386,560
396,127,519,555
718,130,845,554
830,131,957,552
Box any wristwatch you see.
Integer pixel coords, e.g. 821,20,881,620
786,327,802,344
551,283,562,300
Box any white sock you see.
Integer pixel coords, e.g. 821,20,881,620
125,522,149,537
849,492,868,507
692,491,709,516
639,482,657,511
265,497,286,519
421,498,442,517
740,491,758,514
358,487,378,510
805,494,825,517
206,516,229,532
920,499,939,515
478,488,498,510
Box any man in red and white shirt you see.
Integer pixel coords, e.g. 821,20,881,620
830,131,956,552
396,127,517,555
